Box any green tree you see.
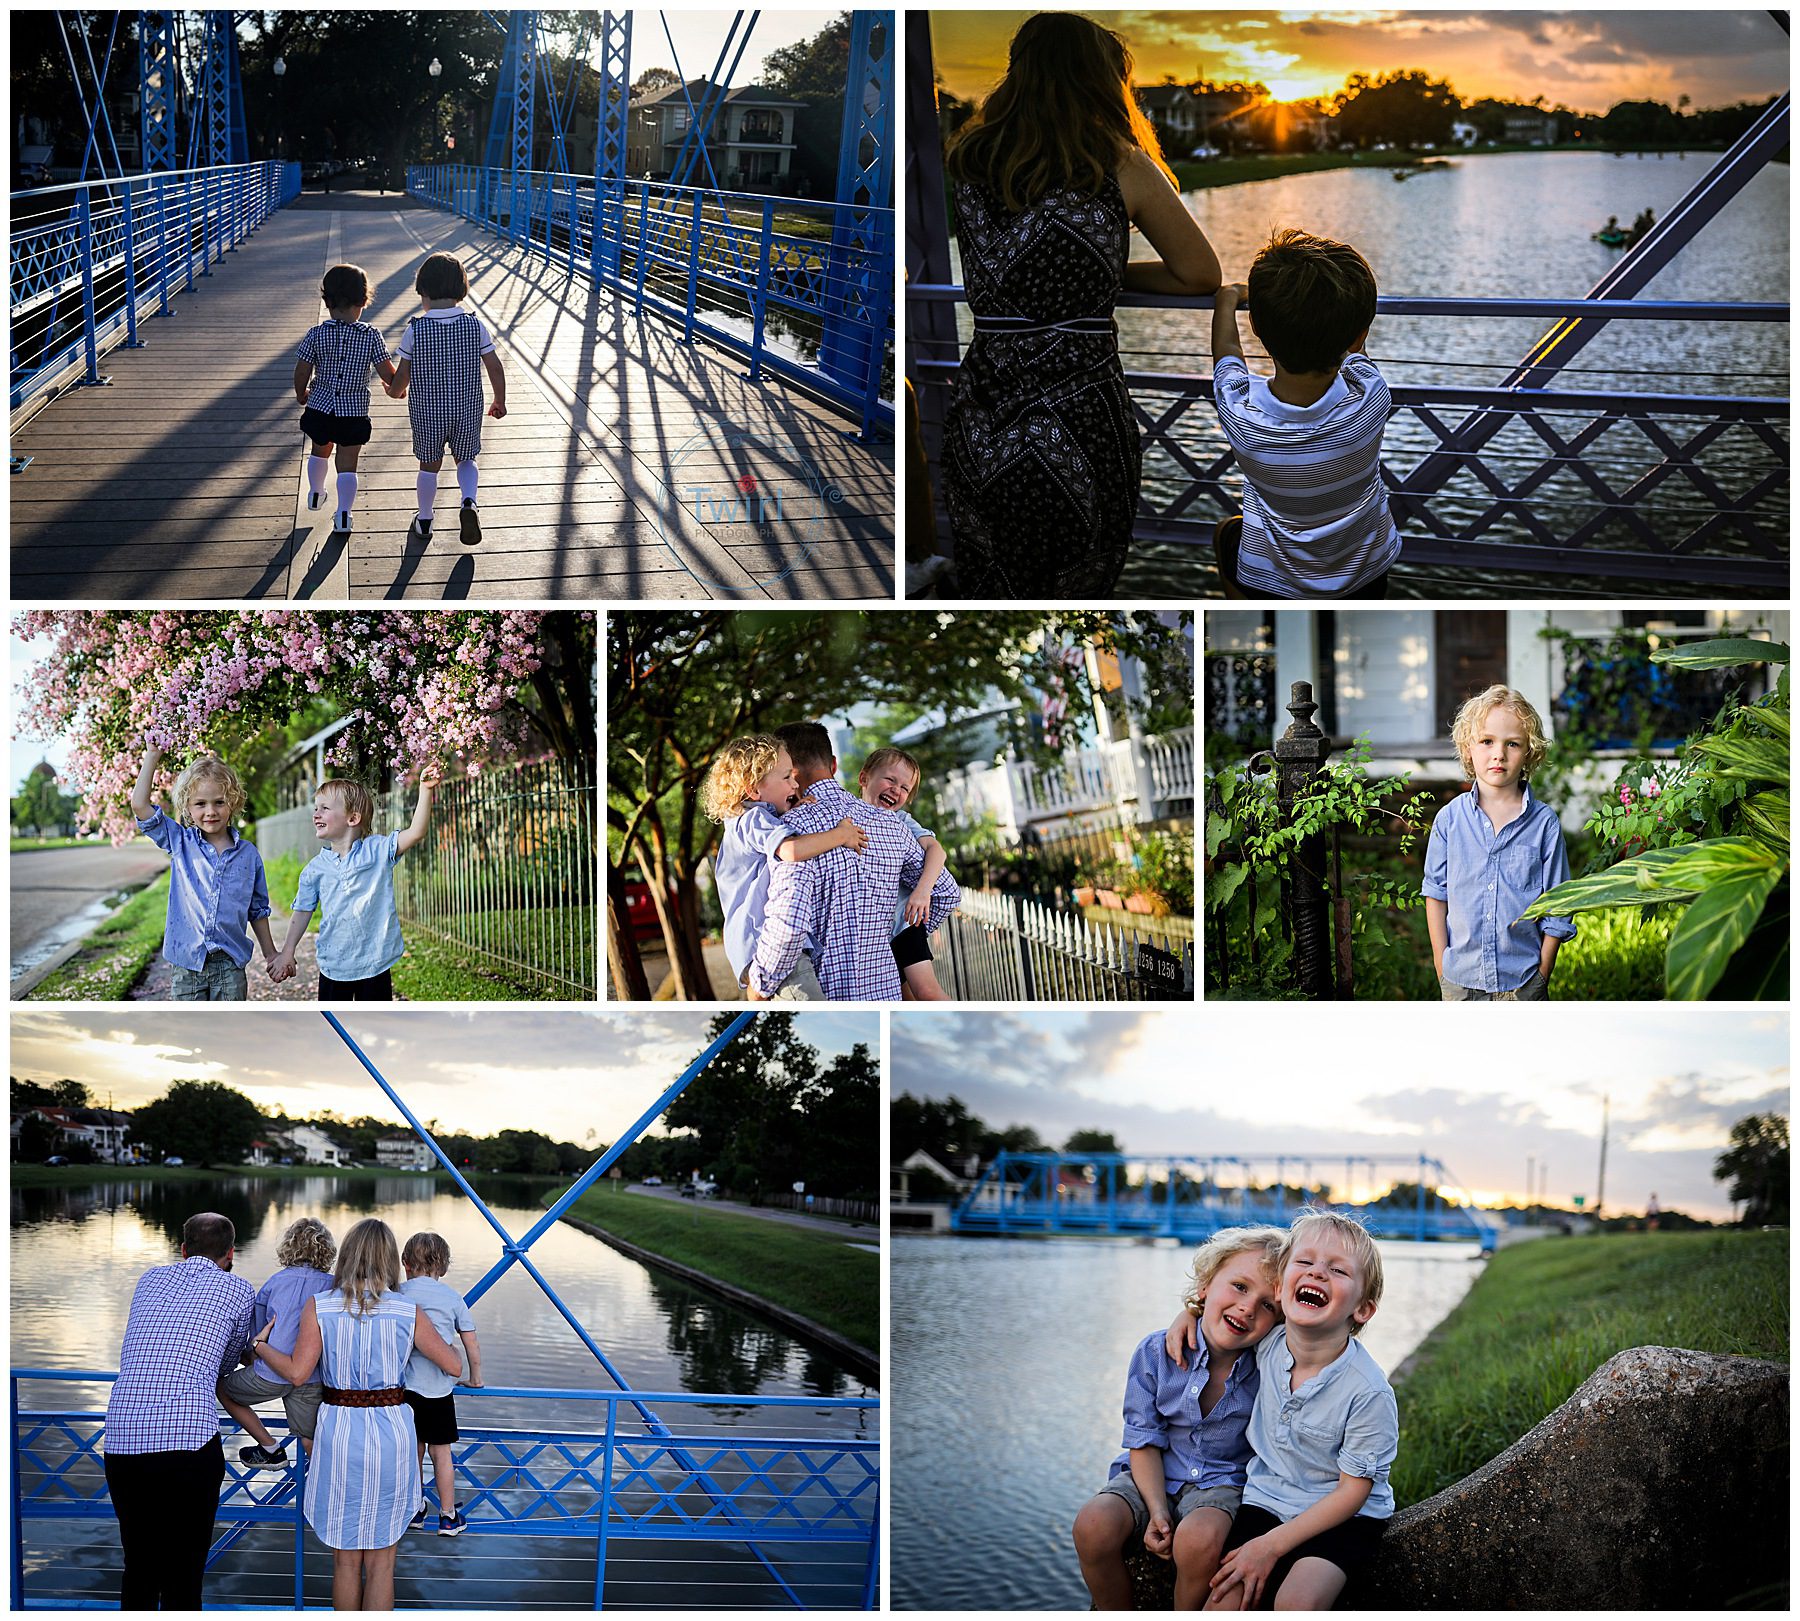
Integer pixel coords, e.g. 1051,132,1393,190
132,1080,263,1167
1713,1113,1788,1226
793,1042,880,1201
890,1092,983,1169
13,762,77,836
1333,69,1461,149
758,11,860,197
15,1112,60,1161
664,1012,818,1198
1063,1129,1123,1157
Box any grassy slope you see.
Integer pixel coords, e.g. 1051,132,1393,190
566,1189,877,1354
26,873,171,1000
1392,1229,1787,1506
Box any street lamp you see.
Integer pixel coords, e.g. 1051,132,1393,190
428,57,442,78
272,55,286,161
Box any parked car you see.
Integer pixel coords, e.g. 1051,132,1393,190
642,1175,663,1186
681,1179,719,1199
43,1155,69,1166
164,1156,185,1166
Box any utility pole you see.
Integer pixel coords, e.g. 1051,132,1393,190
1526,1154,1535,1217
1595,1094,1609,1222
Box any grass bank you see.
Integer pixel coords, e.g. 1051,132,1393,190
1168,150,1422,190
26,873,170,999
9,1163,463,1186
11,836,93,852
1392,1229,1787,1507
565,1188,877,1355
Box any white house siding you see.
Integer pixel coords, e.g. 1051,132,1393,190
1331,612,1434,742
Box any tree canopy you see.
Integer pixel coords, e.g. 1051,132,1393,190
1713,1112,1787,1226
132,1080,264,1167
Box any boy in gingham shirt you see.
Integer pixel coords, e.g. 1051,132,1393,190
388,253,507,546
294,263,401,536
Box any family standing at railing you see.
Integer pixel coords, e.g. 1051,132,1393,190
103,1212,481,1610
940,12,1401,600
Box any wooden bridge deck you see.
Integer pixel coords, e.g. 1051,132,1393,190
9,193,895,600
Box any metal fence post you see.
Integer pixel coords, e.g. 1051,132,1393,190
293,1443,307,1606
10,1376,23,1610
121,181,140,347
199,170,213,276
747,198,774,381
593,1397,618,1608
1274,681,1333,999
1008,893,1036,1000
75,189,101,384
684,191,702,342
633,184,649,312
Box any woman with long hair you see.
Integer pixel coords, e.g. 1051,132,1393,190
941,12,1222,595
254,1218,462,1610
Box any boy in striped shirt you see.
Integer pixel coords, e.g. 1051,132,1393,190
1209,231,1401,599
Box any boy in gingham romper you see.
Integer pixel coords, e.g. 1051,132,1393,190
293,263,401,536
388,253,507,546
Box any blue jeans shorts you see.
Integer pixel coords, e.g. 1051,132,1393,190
170,950,247,1001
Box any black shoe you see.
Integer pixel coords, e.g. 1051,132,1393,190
438,1509,468,1537
409,516,433,542
239,1443,289,1469
459,499,481,546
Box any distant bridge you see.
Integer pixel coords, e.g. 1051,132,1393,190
952,1151,1500,1251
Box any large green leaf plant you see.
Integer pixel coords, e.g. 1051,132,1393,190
1523,639,1789,999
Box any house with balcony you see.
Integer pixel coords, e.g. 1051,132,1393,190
892,622,1195,846
1205,608,1787,823
628,79,806,188
377,1135,433,1171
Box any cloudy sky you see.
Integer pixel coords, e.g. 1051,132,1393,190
13,1009,876,1146
892,1006,1787,1220
930,10,1789,110
634,9,841,81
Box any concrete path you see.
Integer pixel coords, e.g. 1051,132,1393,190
11,191,895,600
130,899,325,1001
10,845,166,982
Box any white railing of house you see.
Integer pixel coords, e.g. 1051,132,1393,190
939,728,1196,837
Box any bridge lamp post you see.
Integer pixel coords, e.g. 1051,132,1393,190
272,57,285,160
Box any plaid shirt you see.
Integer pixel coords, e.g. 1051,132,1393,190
749,778,960,1000
105,1256,256,1454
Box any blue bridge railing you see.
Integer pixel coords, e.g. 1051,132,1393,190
9,161,301,423
910,287,1789,593
952,1152,1500,1251
12,1370,878,1611
408,165,894,439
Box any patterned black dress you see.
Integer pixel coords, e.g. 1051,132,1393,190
942,172,1138,597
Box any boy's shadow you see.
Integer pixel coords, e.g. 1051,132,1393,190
292,530,349,599
383,532,475,600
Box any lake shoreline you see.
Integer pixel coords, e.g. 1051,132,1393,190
1167,143,1737,193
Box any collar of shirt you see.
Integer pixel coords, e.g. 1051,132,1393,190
1460,782,1543,837
1247,367,1350,423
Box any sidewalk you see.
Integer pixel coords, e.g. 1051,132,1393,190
129,901,330,1001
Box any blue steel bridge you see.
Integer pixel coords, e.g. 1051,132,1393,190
905,16,1790,599
11,1014,879,1610
10,10,894,600
953,1151,1500,1253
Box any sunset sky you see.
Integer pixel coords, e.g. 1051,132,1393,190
930,10,1790,111
13,1009,877,1147
892,1007,1787,1221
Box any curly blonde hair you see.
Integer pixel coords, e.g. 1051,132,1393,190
1276,1210,1384,1335
702,735,785,822
1182,1224,1285,1314
276,1216,337,1272
332,1217,401,1318
1451,686,1549,780
171,755,247,827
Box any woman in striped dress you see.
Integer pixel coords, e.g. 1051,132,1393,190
254,1218,462,1610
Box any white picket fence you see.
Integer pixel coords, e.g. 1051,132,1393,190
940,889,1195,1002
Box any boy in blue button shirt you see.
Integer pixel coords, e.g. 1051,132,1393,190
1422,686,1576,1001
269,774,436,1001
1074,1226,1284,1609
130,732,279,999
1167,1211,1399,1610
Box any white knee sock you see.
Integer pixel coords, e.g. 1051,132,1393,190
336,471,358,513
417,471,439,522
307,455,329,497
456,461,479,504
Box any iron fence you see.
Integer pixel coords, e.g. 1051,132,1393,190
10,162,301,425
11,1370,877,1610
941,888,1195,1002
254,760,597,999
758,1191,877,1223
408,165,894,438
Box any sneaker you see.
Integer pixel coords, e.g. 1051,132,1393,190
410,1504,429,1530
332,510,352,535
458,498,481,547
306,490,326,511
239,1443,288,1469
409,516,433,542
438,1509,467,1538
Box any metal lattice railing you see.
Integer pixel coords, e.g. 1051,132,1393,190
9,162,301,423
386,759,597,1000
407,164,894,438
11,1372,878,1610
941,888,1195,1001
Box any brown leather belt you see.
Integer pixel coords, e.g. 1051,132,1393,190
322,1386,407,1408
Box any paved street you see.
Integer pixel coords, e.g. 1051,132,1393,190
11,845,166,976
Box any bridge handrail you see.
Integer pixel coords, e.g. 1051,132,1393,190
907,283,1788,323
10,161,295,202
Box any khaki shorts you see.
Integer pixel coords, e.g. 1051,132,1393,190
1439,966,1549,1002
218,1365,324,1442
741,951,824,1002
1095,1473,1242,1539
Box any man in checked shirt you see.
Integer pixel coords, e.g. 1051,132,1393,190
102,1211,256,1609
747,722,961,1001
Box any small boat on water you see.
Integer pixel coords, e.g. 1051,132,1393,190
1392,158,1456,182
1592,208,1656,248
